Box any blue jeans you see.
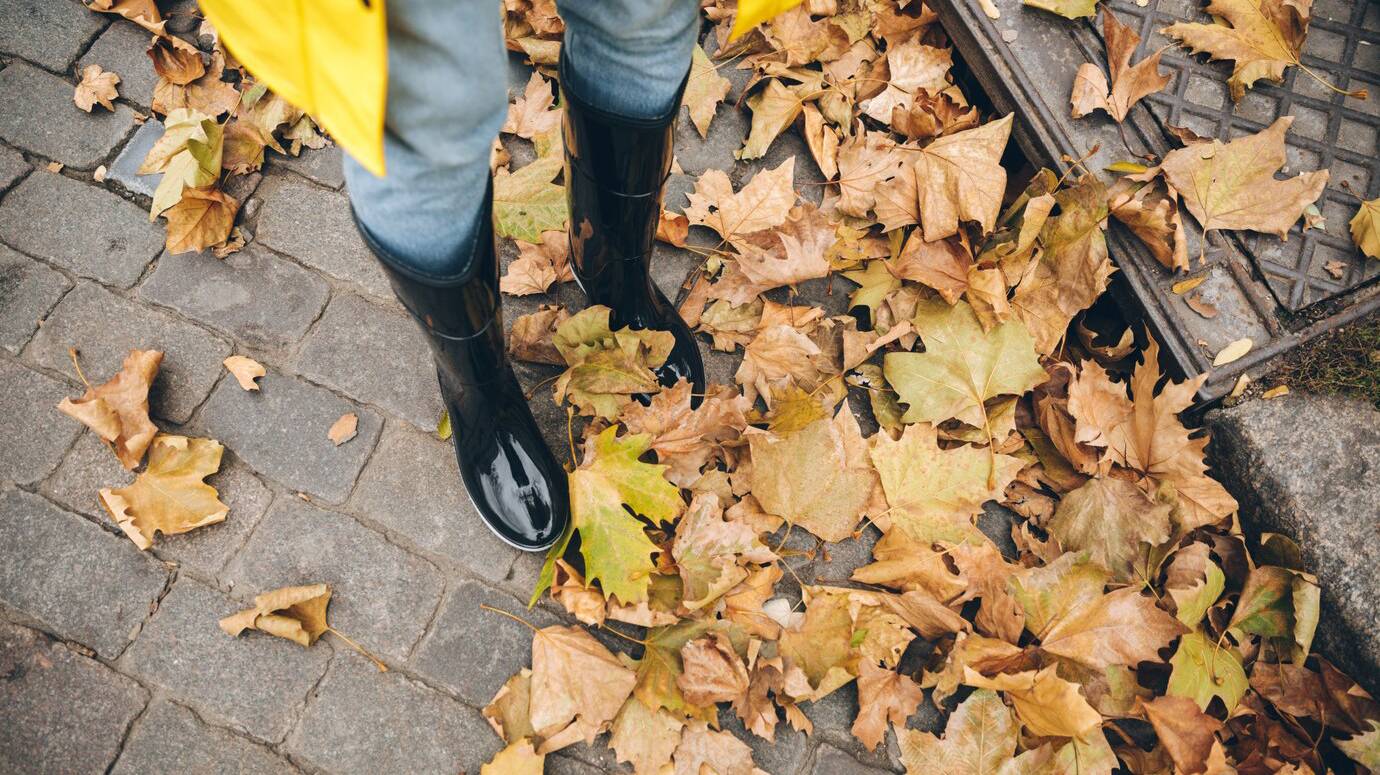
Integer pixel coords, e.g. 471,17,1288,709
343,0,700,280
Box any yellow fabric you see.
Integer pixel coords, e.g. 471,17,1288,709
730,0,805,40
199,0,389,176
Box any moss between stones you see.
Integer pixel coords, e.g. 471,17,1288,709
1271,312,1380,407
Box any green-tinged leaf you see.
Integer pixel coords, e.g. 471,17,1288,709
1338,720,1380,771
1166,630,1248,712
569,427,684,605
870,423,1023,545
884,298,1045,427
493,156,568,241
552,306,675,419
1009,553,1109,639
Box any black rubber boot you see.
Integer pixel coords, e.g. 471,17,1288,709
354,188,569,552
560,55,706,404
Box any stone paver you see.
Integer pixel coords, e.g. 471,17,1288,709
0,62,136,169
0,358,82,484
812,743,893,775
720,709,813,775
0,621,147,775
140,246,331,350
0,172,162,286
0,0,107,72
348,424,517,582
297,293,442,429
0,244,69,354
255,175,392,299
111,699,298,775
0,145,29,191
0,489,168,659
77,21,159,110
224,498,444,662
28,281,232,424
408,578,562,707
122,575,331,743
198,369,382,502
42,432,276,576
1207,392,1380,685
286,650,500,775
106,120,163,197
274,144,345,189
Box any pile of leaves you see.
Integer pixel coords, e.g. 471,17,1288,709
478,1,1379,773
79,0,327,255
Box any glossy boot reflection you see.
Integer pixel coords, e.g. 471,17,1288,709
354,188,569,552
560,53,706,404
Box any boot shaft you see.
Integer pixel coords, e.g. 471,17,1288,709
560,53,685,299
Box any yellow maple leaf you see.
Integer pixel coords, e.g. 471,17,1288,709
98,434,229,549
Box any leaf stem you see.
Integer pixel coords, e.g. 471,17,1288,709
326,627,388,672
67,347,94,391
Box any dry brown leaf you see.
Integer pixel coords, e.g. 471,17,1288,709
509,305,571,365
1070,11,1170,122
910,113,1013,241
686,43,732,138
147,36,205,86
748,409,876,542
852,660,925,751
219,583,331,646
1159,117,1327,238
163,186,239,254
222,355,264,391
57,348,162,470
684,158,796,243
99,434,228,549
328,413,358,446
677,633,750,706
74,64,120,112
529,625,637,752
503,72,561,142
480,739,544,775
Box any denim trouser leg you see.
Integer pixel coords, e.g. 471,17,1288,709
343,0,701,279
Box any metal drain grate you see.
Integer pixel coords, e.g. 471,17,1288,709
1118,0,1380,310
929,0,1380,401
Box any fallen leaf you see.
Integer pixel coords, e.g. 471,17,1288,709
552,305,674,419
672,493,775,610
1048,476,1172,584
672,721,755,775
564,427,683,605
684,158,796,242
609,697,685,775
1263,384,1290,399
57,348,162,470
509,305,571,365
529,625,637,751
502,72,561,142
1040,586,1186,669
1158,117,1327,238
1163,0,1351,101
896,689,1017,772
909,114,1013,241
870,423,1023,544
494,156,568,241
1350,197,1380,259
1166,630,1248,712
163,186,238,254
677,632,750,706
99,434,228,549
685,44,732,137
152,50,240,117
140,108,223,217
964,666,1102,738
748,410,876,542
621,380,749,487
1142,694,1223,774
74,64,120,112
853,660,925,751
480,738,544,775
219,583,331,646
1212,337,1252,366
220,357,262,399
328,413,358,445
1023,0,1098,20
884,297,1046,427
1070,11,1170,122
147,36,205,85
1337,720,1380,772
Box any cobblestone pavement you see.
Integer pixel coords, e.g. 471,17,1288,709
0,4,901,773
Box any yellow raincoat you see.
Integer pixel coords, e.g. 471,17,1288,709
198,0,799,178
